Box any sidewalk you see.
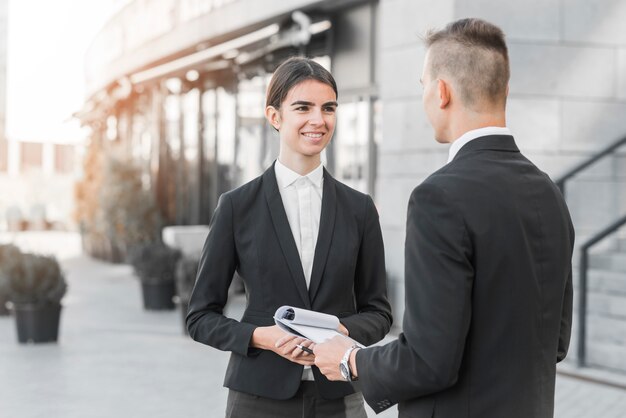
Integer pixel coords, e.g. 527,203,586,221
1,233,625,417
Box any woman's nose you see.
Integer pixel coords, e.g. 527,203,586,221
308,109,324,126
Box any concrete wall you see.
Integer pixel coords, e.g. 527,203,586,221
377,0,626,323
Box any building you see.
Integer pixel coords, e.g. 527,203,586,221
0,0,8,170
0,139,79,231
78,0,379,228
0,0,83,231
78,0,626,375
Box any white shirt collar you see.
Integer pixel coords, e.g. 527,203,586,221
447,126,512,163
275,159,324,189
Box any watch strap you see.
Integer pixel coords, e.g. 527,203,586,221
341,344,359,382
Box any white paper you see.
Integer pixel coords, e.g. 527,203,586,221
273,305,364,347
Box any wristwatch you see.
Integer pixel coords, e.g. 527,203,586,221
340,344,359,382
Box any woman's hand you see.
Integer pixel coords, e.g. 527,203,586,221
251,325,316,366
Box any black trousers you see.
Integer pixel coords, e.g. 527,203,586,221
225,382,367,418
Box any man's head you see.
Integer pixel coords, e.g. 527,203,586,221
421,18,509,142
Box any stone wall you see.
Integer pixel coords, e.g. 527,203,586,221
377,0,626,324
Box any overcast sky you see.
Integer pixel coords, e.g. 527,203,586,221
5,0,126,143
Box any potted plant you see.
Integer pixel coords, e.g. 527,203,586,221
175,256,199,334
129,242,181,310
0,244,23,316
2,250,67,343
75,146,161,263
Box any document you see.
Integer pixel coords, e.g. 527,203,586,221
274,306,364,347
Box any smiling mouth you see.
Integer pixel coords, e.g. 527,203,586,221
302,132,324,139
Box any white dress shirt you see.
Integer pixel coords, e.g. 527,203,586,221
447,126,512,163
274,159,324,287
274,159,323,381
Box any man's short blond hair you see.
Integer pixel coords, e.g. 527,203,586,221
425,18,509,110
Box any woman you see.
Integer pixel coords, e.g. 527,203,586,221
187,56,392,418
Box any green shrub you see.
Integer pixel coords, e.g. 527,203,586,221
129,243,181,284
0,244,23,307
1,249,67,305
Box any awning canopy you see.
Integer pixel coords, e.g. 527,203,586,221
75,11,331,125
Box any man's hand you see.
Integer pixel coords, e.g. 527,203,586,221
251,326,315,366
313,335,355,381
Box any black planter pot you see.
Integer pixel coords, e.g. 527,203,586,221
141,281,176,310
13,302,62,344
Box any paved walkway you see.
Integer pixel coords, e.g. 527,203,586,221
1,232,625,417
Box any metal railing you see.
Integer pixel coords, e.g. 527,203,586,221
576,215,626,367
555,136,626,198
555,135,626,367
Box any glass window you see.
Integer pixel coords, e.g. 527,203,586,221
165,94,181,161
20,142,43,172
202,89,217,163
182,88,201,224
54,144,74,174
201,88,218,220
235,75,270,186
333,99,371,194
0,139,7,172
183,88,200,166
130,94,152,179
199,85,238,219
106,115,118,141
216,86,236,194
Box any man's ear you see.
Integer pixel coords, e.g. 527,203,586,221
437,79,451,109
265,106,281,130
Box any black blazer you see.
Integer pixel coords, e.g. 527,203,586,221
187,162,392,400
357,136,574,417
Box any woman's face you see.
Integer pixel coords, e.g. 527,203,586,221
266,79,338,165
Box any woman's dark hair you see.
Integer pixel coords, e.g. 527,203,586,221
265,56,338,109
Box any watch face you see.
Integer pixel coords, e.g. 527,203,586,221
340,362,350,381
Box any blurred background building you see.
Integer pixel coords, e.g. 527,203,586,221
0,0,93,232
0,0,8,170
3,0,625,379
76,0,380,228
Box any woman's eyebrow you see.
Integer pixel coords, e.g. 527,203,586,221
289,100,338,107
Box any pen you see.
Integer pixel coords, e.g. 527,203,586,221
296,344,314,355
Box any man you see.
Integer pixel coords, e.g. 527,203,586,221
313,18,574,418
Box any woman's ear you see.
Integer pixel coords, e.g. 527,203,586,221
265,106,281,130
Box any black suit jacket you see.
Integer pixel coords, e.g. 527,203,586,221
187,162,392,400
357,136,574,417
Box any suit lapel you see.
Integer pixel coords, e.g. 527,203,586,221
308,168,337,302
262,164,311,309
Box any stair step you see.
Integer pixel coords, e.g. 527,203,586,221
589,252,626,272
587,292,626,319
587,314,626,346
584,270,626,295
586,341,626,374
